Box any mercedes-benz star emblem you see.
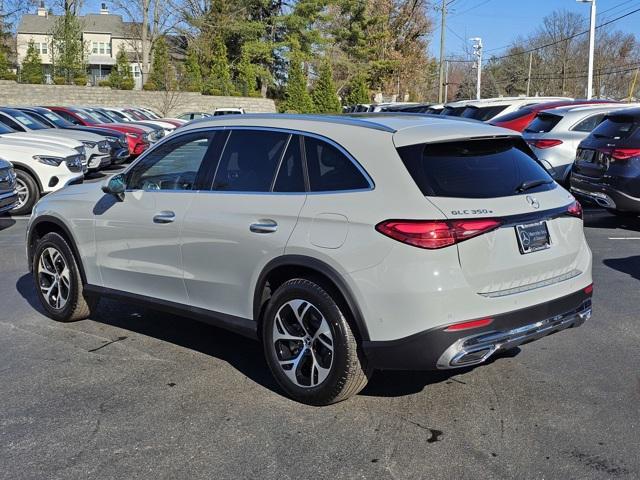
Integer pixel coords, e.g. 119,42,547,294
519,230,531,248
526,195,540,209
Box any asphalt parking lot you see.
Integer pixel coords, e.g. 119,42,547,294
1,177,639,479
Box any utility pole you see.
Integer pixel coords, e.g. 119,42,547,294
578,0,596,99
438,0,447,103
526,51,533,96
444,60,449,102
471,37,483,100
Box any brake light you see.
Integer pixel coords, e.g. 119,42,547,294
444,317,494,332
529,139,563,149
610,148,640,161
584,283,593,295
375,219,501,249
566,200,583,219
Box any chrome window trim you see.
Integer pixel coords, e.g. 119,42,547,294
123,125,375,194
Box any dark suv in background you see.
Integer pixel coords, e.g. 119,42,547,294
571,107,640,216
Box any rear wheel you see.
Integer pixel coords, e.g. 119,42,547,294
13,170,40,215
262,278,371,405
33,232,97,322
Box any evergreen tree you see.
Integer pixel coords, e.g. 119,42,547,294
0,47,11,79
345,73,370,105
282,49,314,113
20,41,43,84
235,47,257,97
183,44,202,92
108,45,134,90
147,37,171,90
202,35,234,96
312,59,341,113
50,11,87,84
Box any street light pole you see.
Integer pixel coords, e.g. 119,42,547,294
578,0,596,99
471,37,483,100
438,0,447,103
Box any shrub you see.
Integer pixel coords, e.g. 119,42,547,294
73,76,87,86
142,82,156,91
53,76,66,85
0,72,17,81
120,78,134,90
98,80,111,87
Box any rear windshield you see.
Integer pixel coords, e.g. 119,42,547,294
441,106,467,116
524,113,562,133
397,137,554,199
491,108,531,123
592,116,637,140
461,105,508,121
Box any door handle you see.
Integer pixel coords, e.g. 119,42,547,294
250,220,278,234
153,211,176,224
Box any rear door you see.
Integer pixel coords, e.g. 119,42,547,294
574,115,639,179
180,129,307,320
396,137,583,294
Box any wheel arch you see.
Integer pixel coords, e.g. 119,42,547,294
253,255,370,342
12,162,43,193
28,215,87,284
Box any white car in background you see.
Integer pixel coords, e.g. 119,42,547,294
442,96,572,121
213,108,245,116
0,108,111,172
0,138,84,214
104,107,178,134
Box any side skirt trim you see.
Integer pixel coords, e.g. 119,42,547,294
84,285,258,340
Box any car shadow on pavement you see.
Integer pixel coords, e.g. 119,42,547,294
583,210,640,231
603,256,640,281
0,217,16,231
16,272,522,400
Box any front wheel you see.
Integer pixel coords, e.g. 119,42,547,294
262,278,371,405
13,170,40,215
33,232,97,322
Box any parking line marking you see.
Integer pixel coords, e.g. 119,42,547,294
608,237,640,240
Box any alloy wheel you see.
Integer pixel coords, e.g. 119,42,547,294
272,299,334,388
14,178,29,210
37,247,70,310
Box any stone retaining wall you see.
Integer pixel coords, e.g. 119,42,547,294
0,81,276,116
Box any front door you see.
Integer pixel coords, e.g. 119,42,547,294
94,130,217,304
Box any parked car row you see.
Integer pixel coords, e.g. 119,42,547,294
0,105,186,214
177,108,246,121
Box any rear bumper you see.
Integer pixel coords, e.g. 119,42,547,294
362,288,592,371
571,174,640,212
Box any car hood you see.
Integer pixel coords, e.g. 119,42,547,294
37,129,105,143
4,132,83,149
0,137,78,157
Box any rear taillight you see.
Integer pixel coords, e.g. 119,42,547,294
375,219,501,249
566,200,583,219
444,317,494,332
610,148,640,161
584,283,593,295
529,139,563,149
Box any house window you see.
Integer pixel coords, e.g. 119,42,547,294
106,42,112,55
131,64,141,78
99,43,105,55
40,43,48,54
92,42,98,54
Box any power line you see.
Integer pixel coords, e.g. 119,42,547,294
485,6,640,61
450,0,494,18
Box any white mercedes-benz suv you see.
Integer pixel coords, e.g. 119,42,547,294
26,114,593,405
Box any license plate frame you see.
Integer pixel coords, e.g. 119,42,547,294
515,221,551,254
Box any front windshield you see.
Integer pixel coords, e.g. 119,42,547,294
42,111,72,127
13,113,48,130
0,122,15,134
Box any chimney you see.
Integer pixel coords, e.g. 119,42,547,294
100,2,109,15
37,0,47,17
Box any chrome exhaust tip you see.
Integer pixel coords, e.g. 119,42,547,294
437,303,592,370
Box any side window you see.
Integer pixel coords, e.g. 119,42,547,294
128,131,215,191
212,129,289,192
304,136,370,192
0,115,24,131
274,135,305,192
56,110,79,124
572,114,605,133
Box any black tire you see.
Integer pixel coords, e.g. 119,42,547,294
13,170,40,216
32,232,98,322
262,278,371,405
606,208,638,217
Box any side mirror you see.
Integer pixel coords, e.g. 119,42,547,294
102,173,126,201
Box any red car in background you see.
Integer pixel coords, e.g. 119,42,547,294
45,106,151,156
489,99,619,132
